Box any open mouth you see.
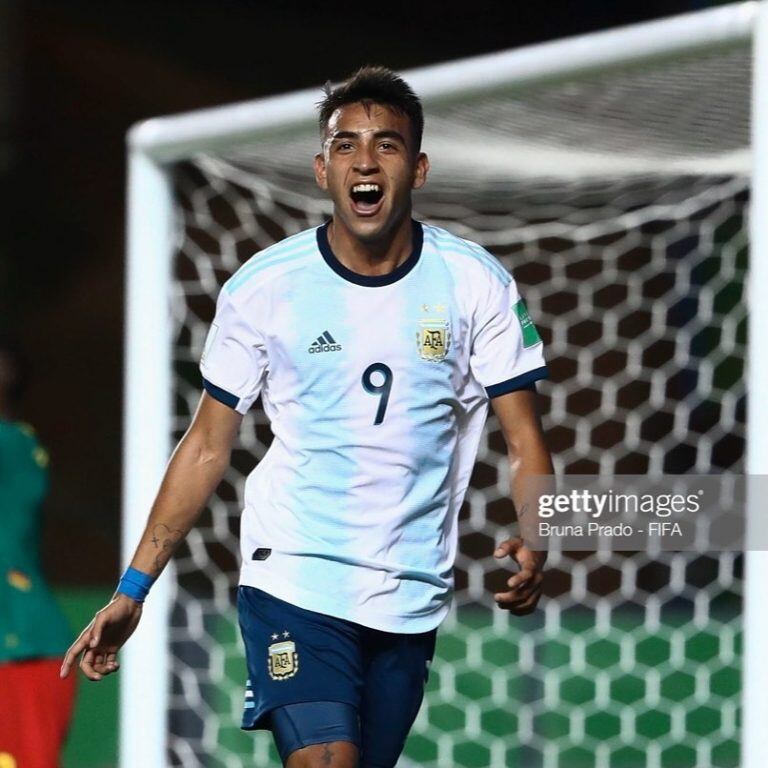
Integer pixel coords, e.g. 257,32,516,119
349,183,384,216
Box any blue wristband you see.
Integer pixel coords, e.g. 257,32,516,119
117,567,155,603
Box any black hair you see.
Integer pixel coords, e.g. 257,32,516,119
317,65,424,152
0,337,30,404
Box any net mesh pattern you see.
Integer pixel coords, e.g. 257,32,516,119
164,40,749,768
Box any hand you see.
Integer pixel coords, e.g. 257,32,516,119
492,537,546,616
60,593,143,681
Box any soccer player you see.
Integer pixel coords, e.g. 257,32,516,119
0,339,76,768
61,66,553,768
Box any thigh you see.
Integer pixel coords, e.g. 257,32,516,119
237,587,364,732
359,629,437,768
272,701,359,767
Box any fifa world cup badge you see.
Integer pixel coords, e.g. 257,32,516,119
417,319,451,361
268,639,299,680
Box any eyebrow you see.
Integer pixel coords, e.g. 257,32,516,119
330,130,407,144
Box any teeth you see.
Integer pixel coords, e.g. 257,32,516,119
352,183,381,193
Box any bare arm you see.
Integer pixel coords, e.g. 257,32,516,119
60,392,242,680
128,392,242,577
489,387,554,615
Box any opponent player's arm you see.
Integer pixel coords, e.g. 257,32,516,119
489,387,553,615
60,392,242,680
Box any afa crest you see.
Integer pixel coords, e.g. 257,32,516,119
416,320,451,362
268,639,299,680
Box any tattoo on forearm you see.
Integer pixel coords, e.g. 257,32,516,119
150,523,184,573
321,745,333,766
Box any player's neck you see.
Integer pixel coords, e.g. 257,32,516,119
327,213,413,276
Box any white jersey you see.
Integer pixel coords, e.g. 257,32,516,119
200,220,547,632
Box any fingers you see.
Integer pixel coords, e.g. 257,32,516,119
495,537,547,572
84,612,121,676
98,651,120,674
493,537,547,615
493,585,538,607
494,538,523,559
60,600,137,680
60,618,121,681
79,648,104,681
89,613,108,649
60,625,95,679
505,599,539,616
87,650,120,677
494,570,544,615
505,567,535,592
494,583,543,615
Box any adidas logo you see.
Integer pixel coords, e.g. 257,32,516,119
308,330,342,354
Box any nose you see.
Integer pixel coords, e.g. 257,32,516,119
353,143,379,174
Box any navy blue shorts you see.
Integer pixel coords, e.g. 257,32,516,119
237,585,437,766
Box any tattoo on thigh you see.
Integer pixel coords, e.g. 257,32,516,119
321,744,333,766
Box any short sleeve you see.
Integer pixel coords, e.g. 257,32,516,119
199,289,268,414
470,274,548,398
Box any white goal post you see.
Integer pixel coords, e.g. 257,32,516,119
123,4,768,766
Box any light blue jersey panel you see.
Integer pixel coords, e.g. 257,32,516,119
374,241,461,608
201,220,548,632
265,246,360,610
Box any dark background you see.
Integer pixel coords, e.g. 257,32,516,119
0,0,731,584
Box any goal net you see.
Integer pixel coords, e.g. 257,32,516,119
123,4,762,767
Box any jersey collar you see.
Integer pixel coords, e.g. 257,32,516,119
316,219,423,287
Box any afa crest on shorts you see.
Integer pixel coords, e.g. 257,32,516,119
417,319,451,362
268,639,299,680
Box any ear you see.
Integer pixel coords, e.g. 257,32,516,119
412,152,429,191
314,152,328,190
